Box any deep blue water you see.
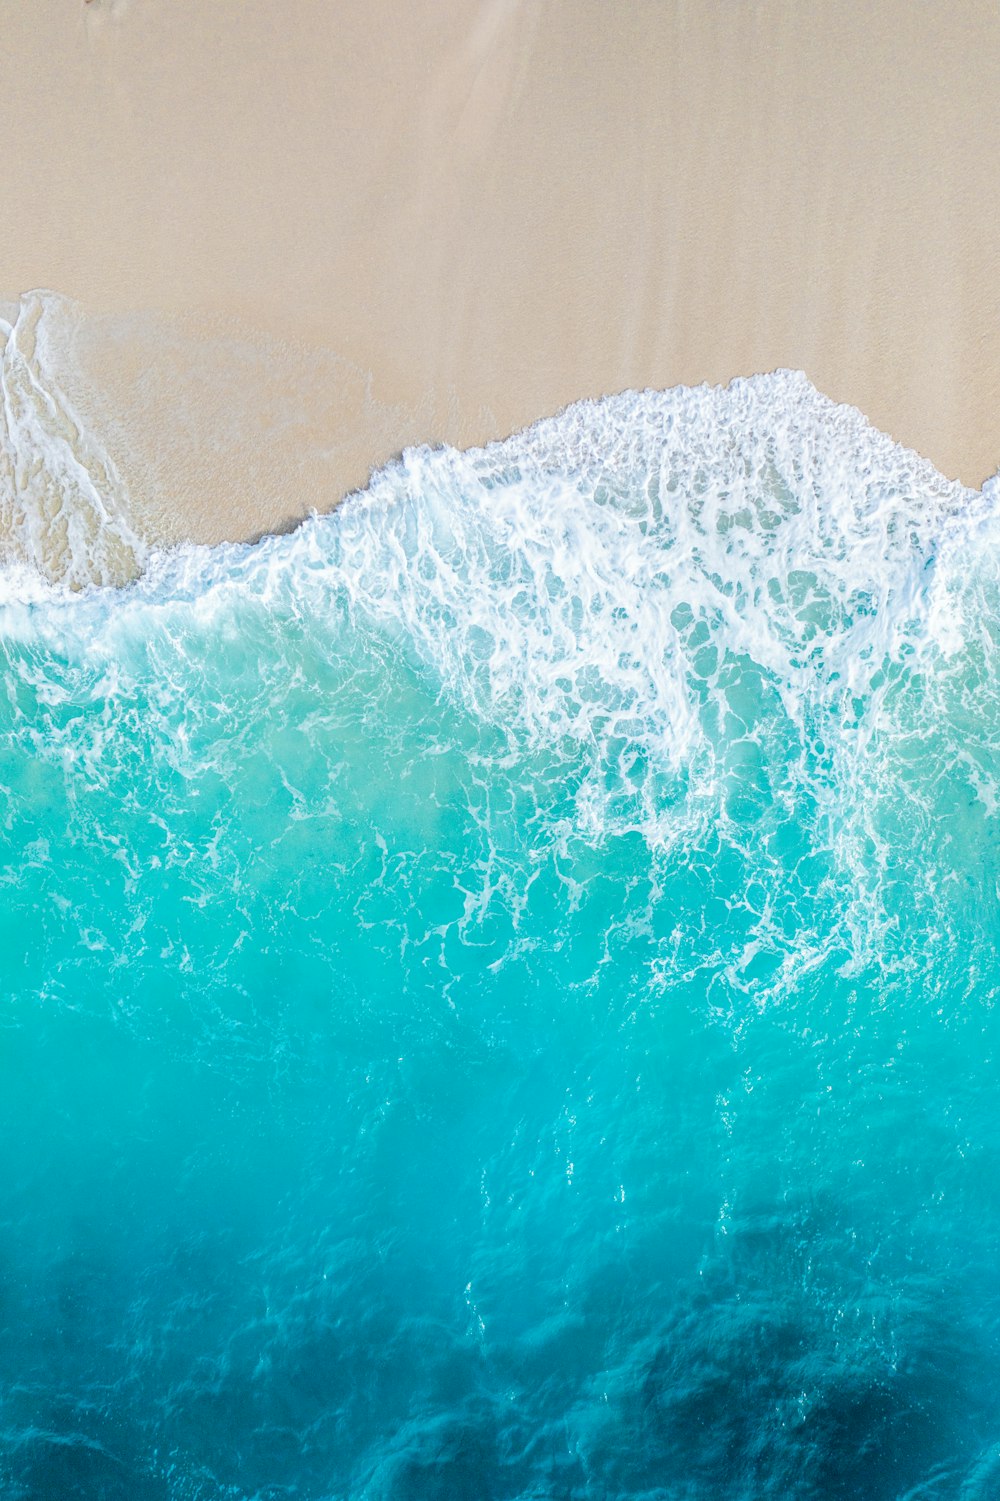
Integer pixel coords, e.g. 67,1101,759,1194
3,375,1000,1498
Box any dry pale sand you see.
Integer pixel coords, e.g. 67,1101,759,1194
1,0,999,550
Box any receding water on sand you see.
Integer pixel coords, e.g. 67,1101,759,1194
0,291,431,583
2,360,1000,1497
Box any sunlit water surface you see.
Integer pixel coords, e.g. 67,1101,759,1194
3,374,1000,1499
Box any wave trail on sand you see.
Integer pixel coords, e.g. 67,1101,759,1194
0,292,146,587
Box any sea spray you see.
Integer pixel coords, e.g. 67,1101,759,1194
2,374,1000,1497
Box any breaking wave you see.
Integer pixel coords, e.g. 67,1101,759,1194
2,355,1000,1498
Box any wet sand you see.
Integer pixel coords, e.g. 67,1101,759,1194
1,0,999,546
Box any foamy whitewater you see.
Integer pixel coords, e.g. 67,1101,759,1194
3,340,1000,1498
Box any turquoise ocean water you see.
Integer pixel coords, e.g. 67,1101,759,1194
3,370,1000,1498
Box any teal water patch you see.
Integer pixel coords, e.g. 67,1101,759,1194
3,374,1000,1498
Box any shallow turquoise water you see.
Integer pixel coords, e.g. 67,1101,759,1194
3,376,1000,1498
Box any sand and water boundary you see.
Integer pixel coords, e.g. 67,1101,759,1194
1,0,998,549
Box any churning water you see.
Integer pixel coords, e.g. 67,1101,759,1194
2,368,1000,1498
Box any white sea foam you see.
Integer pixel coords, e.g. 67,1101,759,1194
1,362,985,725
334,375,973,728
2,362,992,855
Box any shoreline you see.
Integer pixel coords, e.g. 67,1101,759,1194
0,0,999,552
1,326,978,594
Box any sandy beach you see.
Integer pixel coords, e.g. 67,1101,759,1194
1,0,999,550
